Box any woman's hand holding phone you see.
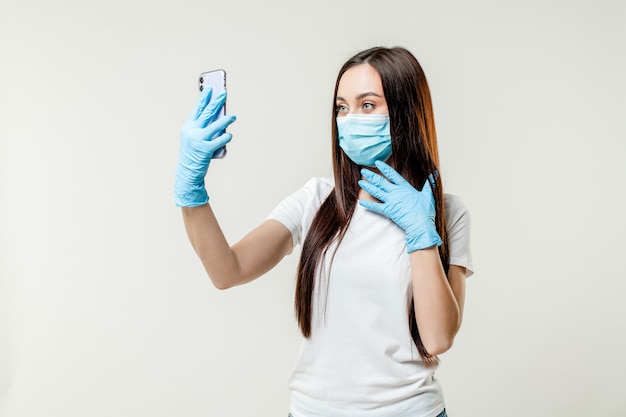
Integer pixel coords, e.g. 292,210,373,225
174,86,236,207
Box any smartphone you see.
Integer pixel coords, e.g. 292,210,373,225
198,69,227,158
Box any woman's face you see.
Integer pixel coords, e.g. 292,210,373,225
336,63,388,117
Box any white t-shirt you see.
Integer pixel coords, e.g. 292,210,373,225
268,177,473,417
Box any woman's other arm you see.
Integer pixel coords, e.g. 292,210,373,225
410,250,466,355
357,161,468,355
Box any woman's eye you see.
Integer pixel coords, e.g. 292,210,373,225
363,102,374,110
336,104,348,113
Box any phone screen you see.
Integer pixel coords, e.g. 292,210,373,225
198,69,227,158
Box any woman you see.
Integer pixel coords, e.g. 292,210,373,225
175,46,473,417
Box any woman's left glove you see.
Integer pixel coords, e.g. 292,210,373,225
174,88,236,207
358,160,442,253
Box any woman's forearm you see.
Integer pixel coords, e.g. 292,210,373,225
181,204,243,289
181,204,293,290
410,247,463,355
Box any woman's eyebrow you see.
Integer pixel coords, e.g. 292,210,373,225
336,92,383,102
357,92,383,100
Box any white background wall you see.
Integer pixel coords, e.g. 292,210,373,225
1,0,625,416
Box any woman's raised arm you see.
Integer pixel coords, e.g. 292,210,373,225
175,84,292,289
182,205,293,289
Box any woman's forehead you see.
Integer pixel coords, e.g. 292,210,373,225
337,64,383,97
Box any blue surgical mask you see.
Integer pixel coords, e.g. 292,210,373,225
336,114,392,167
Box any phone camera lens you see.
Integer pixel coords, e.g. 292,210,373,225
199,77,204,83
199,85,204,92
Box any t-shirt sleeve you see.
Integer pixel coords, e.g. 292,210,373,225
444,194,474,277
267,177,334,249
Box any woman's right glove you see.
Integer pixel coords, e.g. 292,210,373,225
174,87,236,207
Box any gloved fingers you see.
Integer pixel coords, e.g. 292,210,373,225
198,91,227,127
374,160,410,187
360,168,394,193
421,171,439,191
358,179,387,202
358,199,386,216
187,86,213,122
202,114,236,141
204,131,233,151
421,175,435,195
193,132,232,156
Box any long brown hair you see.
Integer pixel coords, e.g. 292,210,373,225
295,46,449,366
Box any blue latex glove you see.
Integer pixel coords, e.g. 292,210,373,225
358,160,442,252
174,87,236,207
